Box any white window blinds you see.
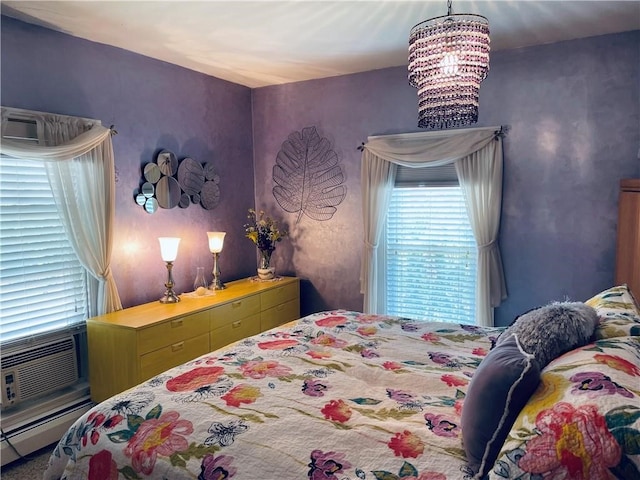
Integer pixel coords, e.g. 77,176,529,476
0,157,87,342
386,182,477,324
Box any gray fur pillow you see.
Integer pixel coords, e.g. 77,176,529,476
496,301,598,369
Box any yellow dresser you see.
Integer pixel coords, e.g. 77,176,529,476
87,277,300,402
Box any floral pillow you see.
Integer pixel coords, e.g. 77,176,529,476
587,285,640,339
488,335,640,479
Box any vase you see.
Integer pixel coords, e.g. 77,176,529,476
257,249,276,280
193,266,208,291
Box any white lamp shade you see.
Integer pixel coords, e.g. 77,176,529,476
158,237,181,261
207,232,226,253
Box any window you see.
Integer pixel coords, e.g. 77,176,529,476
385,168,477,324
361,128,505,326
0,132,88,344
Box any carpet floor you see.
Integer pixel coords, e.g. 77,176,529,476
1,443,55,480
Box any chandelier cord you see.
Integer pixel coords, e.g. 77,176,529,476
447,0,452,16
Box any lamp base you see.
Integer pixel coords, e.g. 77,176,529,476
210,252,225,290
209,280,226,290
159,290,181,303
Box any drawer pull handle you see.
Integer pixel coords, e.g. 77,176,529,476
171,319,183,328
171,341,185,352
232,301,242,308
276,304,285,311
232,321,242,328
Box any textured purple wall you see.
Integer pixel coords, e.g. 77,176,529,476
2,15,639,326
1,16,258,308
252,31,640,325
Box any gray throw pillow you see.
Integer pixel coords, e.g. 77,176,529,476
495,301,598,369
461,334,540,478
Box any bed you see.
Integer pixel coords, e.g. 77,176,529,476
43,286,640,480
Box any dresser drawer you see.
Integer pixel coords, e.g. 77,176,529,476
138,312,209,354
260,281,299,311
140,332,209,381
210,313,261,351
211,294,260,329
260,298,300,332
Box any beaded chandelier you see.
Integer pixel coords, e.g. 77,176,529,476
408,0,490,129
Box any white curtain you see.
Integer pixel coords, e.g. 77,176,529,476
360,126,507,326
1,108,122,315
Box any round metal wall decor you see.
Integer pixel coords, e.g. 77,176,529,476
177,157,205,195
135,150,222,213
157,150,178,176
144,162,161,183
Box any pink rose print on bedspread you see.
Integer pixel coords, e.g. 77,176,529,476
123,411,193,475
594,353,640,376
315,315,348,327
421,332,441,342
257,339,299,350
166,366,225,392
472,347,488,356
383,361,404,371
221,384,262,407
357,325,378,336
388,430,425,458
440,374,468,387
307,350,333,359
88,449,118,480
356,313,382,324
321,399,352,423
81,411,124,448
518,402,621,479
239,360,292,379
311,333,348,348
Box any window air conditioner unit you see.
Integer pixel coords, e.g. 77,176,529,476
1,336,80,410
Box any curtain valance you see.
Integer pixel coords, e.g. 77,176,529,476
1,108,111,161
1,126,111,160
363,126,500,167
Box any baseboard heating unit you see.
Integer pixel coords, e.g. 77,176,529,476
0,384,93,466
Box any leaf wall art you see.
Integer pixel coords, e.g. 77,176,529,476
273,126,346,223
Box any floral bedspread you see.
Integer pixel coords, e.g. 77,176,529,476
489,336,640,480
44,310,502,480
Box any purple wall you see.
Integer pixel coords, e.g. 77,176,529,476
251,31,640,325
1,16,258,308
2,14,639,326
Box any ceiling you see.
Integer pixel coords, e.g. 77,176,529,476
2,1,639,88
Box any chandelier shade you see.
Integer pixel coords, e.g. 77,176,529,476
408,2,490,129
